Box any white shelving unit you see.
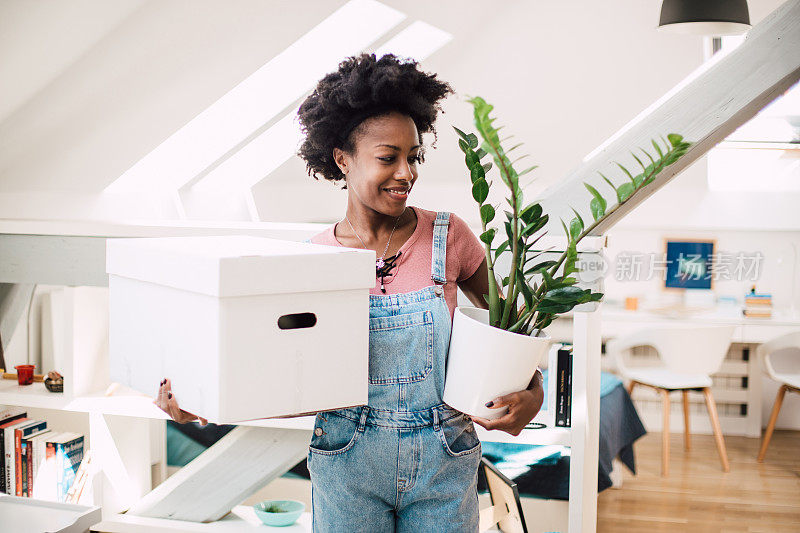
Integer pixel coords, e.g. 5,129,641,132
0,219,604,532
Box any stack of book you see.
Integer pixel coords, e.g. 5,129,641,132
0,406,85,502
744,293,772,318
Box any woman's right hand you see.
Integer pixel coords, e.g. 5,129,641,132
154,378,208,426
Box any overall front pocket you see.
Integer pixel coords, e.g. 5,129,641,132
435,414,481,457
368,310,435,385
308,413,362,456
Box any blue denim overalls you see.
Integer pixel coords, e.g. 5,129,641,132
307,212,482,532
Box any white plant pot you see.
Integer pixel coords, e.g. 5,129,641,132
443,306,551,420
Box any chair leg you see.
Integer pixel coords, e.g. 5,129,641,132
661,388,670,477
627,380,636,395
702,387,730,472
758,384,787,463
682,390,691,451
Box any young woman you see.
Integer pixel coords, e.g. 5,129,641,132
157,54,544,532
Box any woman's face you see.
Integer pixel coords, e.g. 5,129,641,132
334,112,421,218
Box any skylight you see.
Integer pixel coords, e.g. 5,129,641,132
191,20,453,192
104,0,406,193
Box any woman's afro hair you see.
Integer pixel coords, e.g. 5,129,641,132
297,53,453,186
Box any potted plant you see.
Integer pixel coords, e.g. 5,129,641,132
444,96,691,419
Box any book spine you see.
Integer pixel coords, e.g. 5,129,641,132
61,438,84,500
21,440,27,497
26,439,32,497
566,349,573,428
547,345,558,427
46,441,56,501
30,439,38,499
4,428,14,495
555,348,569,427
0,413,26,495
0,428,5,494
56,444,64,503
14,429,22,496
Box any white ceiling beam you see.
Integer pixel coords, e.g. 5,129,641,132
539,0,800,236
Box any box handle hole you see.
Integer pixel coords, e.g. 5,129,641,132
277,312,317,330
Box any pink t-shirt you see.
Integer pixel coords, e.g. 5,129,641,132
310,206,486,320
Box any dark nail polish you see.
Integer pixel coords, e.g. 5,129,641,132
168,393,172,399
485,401,494,408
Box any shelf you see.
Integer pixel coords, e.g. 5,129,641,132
0,381,168,419
92,506,312,532
0,494,101,533
0,380,71,409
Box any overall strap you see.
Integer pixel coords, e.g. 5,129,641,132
431,212,450,284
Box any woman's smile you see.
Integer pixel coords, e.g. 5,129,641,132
382,185,411,202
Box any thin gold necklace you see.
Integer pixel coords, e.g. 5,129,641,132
345,208,405,272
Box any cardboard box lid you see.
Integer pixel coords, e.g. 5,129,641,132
106,235,376,297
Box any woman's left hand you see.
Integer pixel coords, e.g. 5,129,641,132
470,370,544,436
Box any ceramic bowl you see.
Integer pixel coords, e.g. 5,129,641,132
253,499,305,527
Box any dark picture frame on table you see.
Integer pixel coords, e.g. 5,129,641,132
664,239,715,290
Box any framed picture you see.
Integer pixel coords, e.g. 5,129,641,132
664,239,715,290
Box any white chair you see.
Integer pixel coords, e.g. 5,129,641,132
757,331,800,462
606,325,736,476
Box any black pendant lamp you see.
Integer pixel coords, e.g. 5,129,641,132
659,0,751,35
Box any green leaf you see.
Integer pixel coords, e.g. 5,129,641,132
615,162,636,185
453,126,471,143
563,240,578,276
667,133,684,147
517,272,534,310
523,260,558,276
544,286,586,303
520,203,542,225
494,240,510,260
631,152,646,172
467,132,479,149
584,182,607,220
470,163,485,183
479,228,496,246
652,139,664,159
480,204,495,225
569,215,583,241
475,148,488,159
518,165,538,178
560,218,570,238
640,148,656,168
472,178,489,203
458,139,469,153
599,172,623,203
482,162,492,174
522,216,547,237
617,182,635,202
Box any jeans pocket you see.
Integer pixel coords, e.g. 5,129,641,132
368,310,434,384
308,413,362,456
436,414,481,457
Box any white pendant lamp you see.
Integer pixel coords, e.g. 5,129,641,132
659,0,751,35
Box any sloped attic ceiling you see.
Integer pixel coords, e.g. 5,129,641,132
0,0,352,192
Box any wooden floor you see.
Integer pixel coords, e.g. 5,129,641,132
597,430,800,533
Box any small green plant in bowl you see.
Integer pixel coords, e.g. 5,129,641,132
253,499,305,527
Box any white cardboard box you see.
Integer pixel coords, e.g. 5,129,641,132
106,235,374,423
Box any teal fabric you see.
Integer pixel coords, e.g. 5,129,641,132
166,423,207,467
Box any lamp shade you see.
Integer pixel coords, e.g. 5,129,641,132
659,0,750,35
